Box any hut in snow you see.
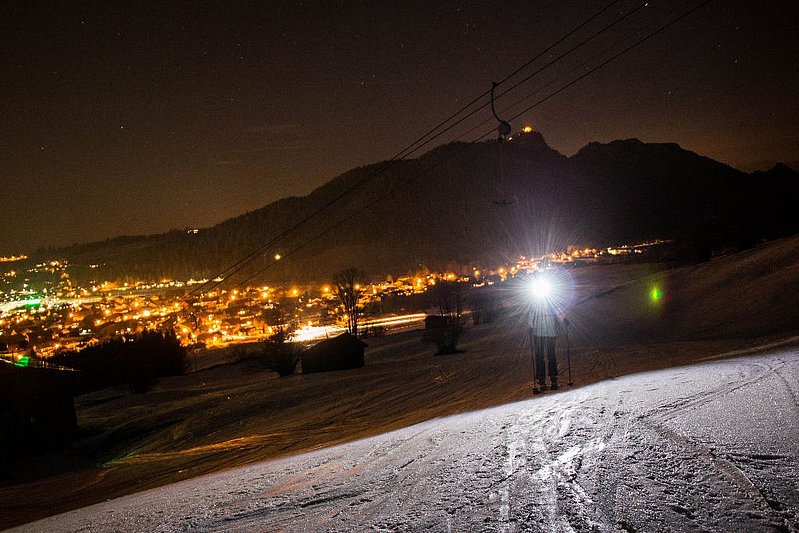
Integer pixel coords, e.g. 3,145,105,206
301,333,367,374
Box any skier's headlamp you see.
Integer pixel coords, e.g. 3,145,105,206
529,275,553,301
526,268,574,310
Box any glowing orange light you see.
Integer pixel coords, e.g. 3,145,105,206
522,125,533,133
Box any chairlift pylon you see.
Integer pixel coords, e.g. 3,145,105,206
490,82,514,206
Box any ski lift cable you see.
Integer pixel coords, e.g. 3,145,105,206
193,0,714,299
491,82,512,140
227,0,715,291
188,0,626,297
340,2,649,183
491,81,514,205
376,0,624,163
186,1,713,311
452,1,686,142
206,0,713,296
500,3,682,119
186,0,633,297
491,1,650,107
506,0,714,124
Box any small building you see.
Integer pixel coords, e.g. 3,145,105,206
301,333,367,374
424,315,457,329
0,362,79,457
424,314,453,330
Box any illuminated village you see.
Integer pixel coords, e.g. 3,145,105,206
0,241,664,363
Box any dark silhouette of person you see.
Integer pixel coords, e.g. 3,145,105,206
530,298,559,393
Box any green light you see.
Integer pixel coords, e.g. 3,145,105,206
649,287,662,302
14,356,30,368
25,298,42,307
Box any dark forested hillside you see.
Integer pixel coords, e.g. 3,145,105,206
39,132,799,284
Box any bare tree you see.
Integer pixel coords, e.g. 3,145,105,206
333,267,367,338
428,280,467,354
260,303,299,376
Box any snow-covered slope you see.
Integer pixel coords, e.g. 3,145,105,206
16,349,798,532
4,237,798,530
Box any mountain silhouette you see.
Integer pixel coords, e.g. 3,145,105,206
41,132,799,283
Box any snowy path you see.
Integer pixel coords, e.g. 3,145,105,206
15,350,799,532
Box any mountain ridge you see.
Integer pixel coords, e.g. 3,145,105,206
34,133,799,283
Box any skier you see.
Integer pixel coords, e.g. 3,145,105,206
530,286,560,394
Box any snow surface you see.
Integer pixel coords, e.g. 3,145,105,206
6,238,799,530
15,349,798,532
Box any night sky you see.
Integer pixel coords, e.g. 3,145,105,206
2,1,797,255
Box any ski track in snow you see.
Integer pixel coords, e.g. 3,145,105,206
13,350,799,532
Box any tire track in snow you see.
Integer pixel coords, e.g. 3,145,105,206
645,421,772,511
639,354,798,521
498,437,516,528
595,355,797,531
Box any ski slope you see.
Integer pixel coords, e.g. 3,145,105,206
5,238,799,530
16,348,798,532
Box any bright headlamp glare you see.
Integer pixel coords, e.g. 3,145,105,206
530,276,553,300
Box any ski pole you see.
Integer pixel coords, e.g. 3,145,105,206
566,318,573,386
529,326,539,394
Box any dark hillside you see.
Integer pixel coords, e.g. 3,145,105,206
39,133,799,283
569,139,745,243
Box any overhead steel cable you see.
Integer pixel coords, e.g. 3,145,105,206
491,1,650,104
453,1,689,142
188,1,625,298
382,0,623,156
188,0,640,297
397,0,652,153
207,0,711,295
224,0,715,291
506,0,713,124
